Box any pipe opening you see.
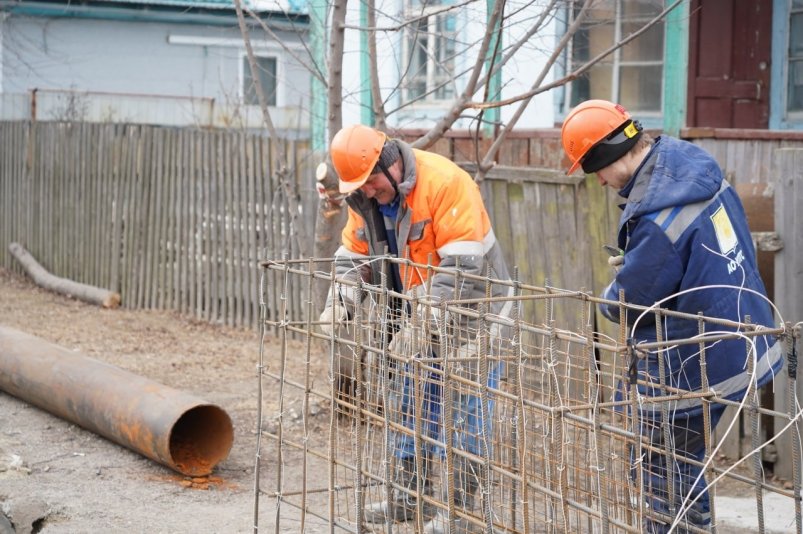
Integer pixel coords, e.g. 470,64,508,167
169,404,233,476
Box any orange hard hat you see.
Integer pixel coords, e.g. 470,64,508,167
330,125,387,193
561,99,641,174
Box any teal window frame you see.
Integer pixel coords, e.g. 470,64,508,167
554,0,668,131
554,1,691,135
401,0,459,105
770,0,803,129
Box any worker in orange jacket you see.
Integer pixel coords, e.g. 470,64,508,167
319,124,513,533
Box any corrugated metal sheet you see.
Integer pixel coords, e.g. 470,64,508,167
0,0,302,15
100,0,296,12
0,0,307,30
103,0,243,9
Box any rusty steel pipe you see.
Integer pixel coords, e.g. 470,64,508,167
0,325,233,476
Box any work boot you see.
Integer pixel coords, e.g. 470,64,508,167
423,458,485,533
364,456,435,523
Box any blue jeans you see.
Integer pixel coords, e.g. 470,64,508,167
392,351,501,460
639,405,725,533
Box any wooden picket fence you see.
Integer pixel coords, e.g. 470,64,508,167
0,121,317,329
2,122,802,335
1,120,803,478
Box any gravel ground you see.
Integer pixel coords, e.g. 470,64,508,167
0,267,330,534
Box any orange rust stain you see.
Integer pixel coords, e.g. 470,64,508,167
147,473,241,492
172,438,215,476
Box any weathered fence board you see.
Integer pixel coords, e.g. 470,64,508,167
772,148,803,480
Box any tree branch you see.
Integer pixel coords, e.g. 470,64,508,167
412,0,506,150
233,0,309,255
367,0,387,130
244,4,327,85
470,0,685,110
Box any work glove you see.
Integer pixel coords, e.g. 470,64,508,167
408,294,449,335
607,253,624,273
319,303,348,336
424,304,450,334
387,324,415,355
386,295,448,355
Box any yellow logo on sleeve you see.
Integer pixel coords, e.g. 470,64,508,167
711,205,738,254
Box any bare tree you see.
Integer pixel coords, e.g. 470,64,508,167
234,0,684,308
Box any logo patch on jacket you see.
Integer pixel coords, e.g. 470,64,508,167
711,205,737,254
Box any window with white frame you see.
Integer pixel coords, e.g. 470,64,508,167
243,55,277,107
566,0,664,115
403,0,458,103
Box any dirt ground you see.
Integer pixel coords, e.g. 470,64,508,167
0,267,333,534
0,267,797,534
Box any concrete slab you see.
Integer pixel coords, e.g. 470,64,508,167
716,493,798,533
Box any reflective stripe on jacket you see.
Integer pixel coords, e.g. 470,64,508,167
331,139,512,319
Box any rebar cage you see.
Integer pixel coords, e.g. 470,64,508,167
254,257,801,534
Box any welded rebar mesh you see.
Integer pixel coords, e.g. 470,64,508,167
254,258,800,534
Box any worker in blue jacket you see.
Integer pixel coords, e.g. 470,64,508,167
561,100,784,533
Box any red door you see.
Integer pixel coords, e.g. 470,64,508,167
687,0,772,128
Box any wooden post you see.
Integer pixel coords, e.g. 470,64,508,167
772,148,803,480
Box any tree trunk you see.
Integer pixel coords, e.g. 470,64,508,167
313,162,347,314
8,242,121,309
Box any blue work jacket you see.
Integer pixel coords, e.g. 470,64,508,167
602,136,783,415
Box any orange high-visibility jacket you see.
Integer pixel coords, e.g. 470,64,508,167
330,139,512,317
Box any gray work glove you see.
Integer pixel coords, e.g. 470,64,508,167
421,303,449,334
405,287,450,334
319,303,348,336
387,324,414,355
607,253,624,273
